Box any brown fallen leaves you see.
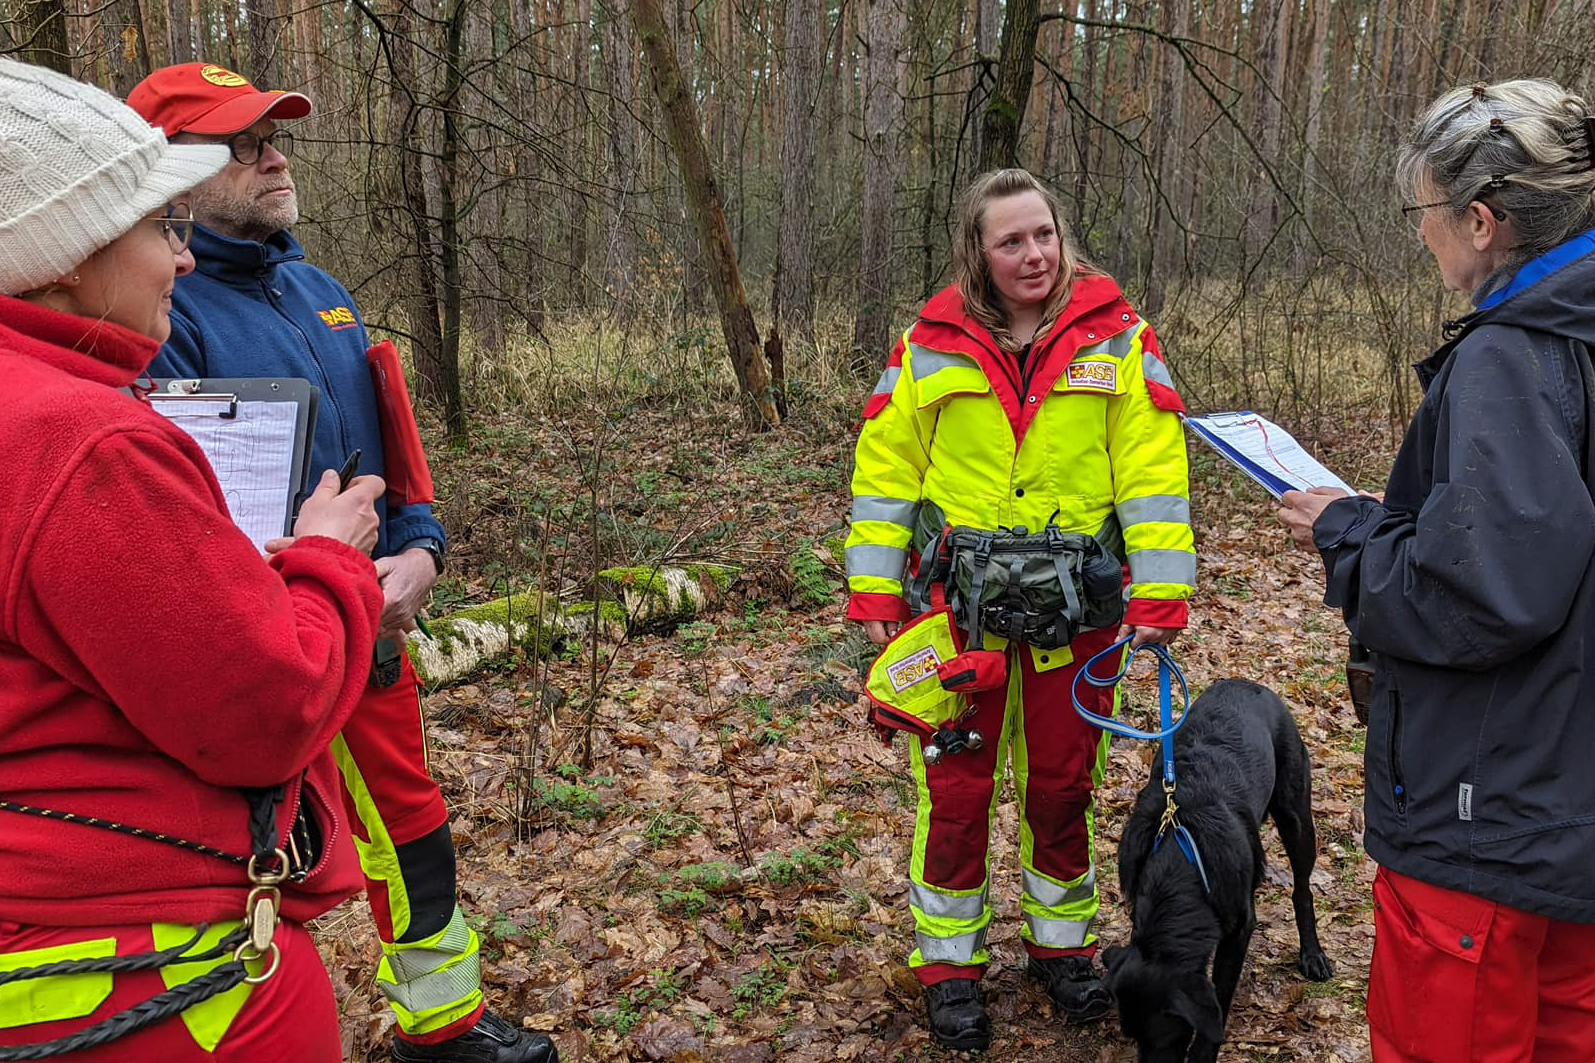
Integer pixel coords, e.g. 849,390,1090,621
318,412,1384,1063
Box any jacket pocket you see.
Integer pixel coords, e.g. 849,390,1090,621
1388,684,1408,817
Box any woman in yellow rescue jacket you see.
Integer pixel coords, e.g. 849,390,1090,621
845,168,1195,1050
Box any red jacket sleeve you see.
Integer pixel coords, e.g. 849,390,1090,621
12,426,383,788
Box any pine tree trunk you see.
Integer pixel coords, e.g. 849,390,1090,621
852,0,905,375
631,0,780,430
976,0,1039,172
776,0,822,337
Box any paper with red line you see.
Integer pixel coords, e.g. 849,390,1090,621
1184,411,1353,499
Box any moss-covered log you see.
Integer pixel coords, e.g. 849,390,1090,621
406,591,563,687
406,564,739,688
597,563,736,632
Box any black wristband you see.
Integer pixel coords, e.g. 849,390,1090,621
406,537,445,574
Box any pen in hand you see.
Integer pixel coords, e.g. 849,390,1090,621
337,448,362,492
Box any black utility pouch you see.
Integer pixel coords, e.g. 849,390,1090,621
371,635,403,688
1346,637,1374,725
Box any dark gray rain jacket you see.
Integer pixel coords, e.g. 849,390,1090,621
1314,248,1595,922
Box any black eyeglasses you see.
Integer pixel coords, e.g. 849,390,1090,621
1401,199,1452,228
146,202,194,252
1401,192,1507,231
223,129,293,165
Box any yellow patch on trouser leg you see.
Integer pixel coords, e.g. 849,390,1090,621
906,657,1020,973
331,734,413,940
1011,654,1124,951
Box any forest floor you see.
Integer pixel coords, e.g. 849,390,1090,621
313,379,1400,1063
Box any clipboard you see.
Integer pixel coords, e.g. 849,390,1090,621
1184,411,1353,499
147,377,321,548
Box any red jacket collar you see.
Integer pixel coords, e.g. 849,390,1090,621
916,272,1129,353
0,295,160,389
912,274,1139,444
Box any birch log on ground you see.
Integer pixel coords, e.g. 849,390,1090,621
405,564,739,687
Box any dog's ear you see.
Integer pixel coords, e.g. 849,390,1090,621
1100,944,1128,978
1169,974,1224,1044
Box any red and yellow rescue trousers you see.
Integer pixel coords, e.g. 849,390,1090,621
333,650,486,1041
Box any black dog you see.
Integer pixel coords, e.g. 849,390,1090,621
1102,679,1334,1063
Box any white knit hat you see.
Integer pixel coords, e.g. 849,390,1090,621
0,57,230,296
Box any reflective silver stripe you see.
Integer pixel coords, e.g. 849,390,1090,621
379,911,481,1013
1022,865,1096,910
1116,494,1190,527
1128,548,1197,586
1143,350,1175,389
1077,323,1139,360
908,343,979,381
871,364,902,396
910,883,987,921
1024,912,1092,949
846,543,908,581
852,495,920,529
916,926,988,963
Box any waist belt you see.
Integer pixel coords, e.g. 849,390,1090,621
907,513,1125,651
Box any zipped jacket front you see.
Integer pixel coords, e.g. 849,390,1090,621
153,225,445,561
846,276,1195,637
1315,243,1595,922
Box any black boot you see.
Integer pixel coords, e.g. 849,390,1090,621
1027,955,1112,1023
392,1010,558,1063
923,978,991,1051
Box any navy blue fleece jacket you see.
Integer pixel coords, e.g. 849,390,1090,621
152,224,444,560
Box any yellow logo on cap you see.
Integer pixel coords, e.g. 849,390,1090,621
199,64,248,87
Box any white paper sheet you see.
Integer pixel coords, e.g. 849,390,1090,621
1185,411,1354,499
151,398,299,551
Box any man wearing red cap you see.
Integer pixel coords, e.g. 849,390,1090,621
128,62,557,1063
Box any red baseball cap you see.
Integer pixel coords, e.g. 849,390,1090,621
127,62,311,136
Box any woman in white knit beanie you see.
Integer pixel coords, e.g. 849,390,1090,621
0,58,387,1063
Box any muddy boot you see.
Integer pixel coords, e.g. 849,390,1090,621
923,978,991,1051
1027,955,1113,1023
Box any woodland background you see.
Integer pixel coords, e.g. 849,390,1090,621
5,1,1593,1060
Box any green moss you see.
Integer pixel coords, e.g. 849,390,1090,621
565,598,629,624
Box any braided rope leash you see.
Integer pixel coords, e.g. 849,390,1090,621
0,801,249,865
0,789,287,1058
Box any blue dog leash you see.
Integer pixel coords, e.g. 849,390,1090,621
1072,637,1211,894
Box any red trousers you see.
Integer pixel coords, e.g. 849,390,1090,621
337,651,453,943
0,920,339,1061
911,626,1119,985
1369,865,1595,1063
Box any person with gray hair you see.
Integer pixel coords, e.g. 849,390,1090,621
1277,78,1595,1061
0,57,385,1060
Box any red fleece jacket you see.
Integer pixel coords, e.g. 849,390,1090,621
0,296,381,928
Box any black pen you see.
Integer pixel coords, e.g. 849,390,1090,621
337,448,362,491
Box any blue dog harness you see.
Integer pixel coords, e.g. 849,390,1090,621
1072,637,1211,894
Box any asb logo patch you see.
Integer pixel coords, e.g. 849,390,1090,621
317,306,358,330
1066,360,1117,392
886,645,941,693
199,64,249,88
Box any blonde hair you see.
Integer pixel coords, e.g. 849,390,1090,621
1397,79,1595,265
952,169,1087,352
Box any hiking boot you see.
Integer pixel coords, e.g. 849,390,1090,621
923,978,991,1051
1027,955,1113,1023
392,1010,558,1063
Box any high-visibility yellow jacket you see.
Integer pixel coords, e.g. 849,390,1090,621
846,276,1195,631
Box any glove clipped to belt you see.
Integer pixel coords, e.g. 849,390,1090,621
863,607,1007,762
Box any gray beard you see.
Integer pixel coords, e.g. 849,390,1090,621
190,183,300,243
